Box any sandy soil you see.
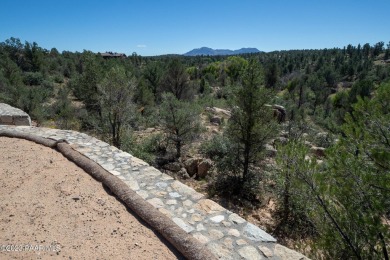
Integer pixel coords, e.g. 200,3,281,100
0,137,182,260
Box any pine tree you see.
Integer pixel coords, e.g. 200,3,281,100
274,141,316,235
226,59,277,183
312,82,390,259
159,93,201,159
98,66,136,148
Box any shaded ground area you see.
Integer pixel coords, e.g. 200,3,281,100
0,137,182,260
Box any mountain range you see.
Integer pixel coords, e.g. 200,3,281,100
184,47,261,56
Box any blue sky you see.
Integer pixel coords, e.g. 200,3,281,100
0,0,389,56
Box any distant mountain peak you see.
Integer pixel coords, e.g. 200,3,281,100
184,47,260,56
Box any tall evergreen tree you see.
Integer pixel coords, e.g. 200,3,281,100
143,61,163,102
72,51,103,115
226,59,277,183
316,82,390,259
274,141,316,236
98,66,136,148
162,59,191,100
159,93,201,158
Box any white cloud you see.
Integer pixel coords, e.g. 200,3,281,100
137,44,147,48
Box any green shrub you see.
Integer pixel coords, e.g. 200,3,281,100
313,132,333,148
200,134,229,160
30,105,49,123
122,132,166,165
53,74,64,83
23,72,44,86
201,134,263,202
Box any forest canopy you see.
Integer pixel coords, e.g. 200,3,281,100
1,37,389,259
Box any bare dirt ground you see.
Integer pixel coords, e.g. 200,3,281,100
0,137,182,260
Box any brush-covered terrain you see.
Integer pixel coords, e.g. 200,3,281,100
1,37,389,259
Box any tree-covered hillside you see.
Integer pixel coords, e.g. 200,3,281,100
1,37,389,259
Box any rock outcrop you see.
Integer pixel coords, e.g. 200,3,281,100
184,158,213,179
0,103,31,126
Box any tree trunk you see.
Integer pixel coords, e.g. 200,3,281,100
111,122,117,147
111,121,121,149
379,232,389,260
176,140,181,159
116,122,121,149
243,142,250,182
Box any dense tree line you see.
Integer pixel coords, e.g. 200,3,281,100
1,37,389,259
